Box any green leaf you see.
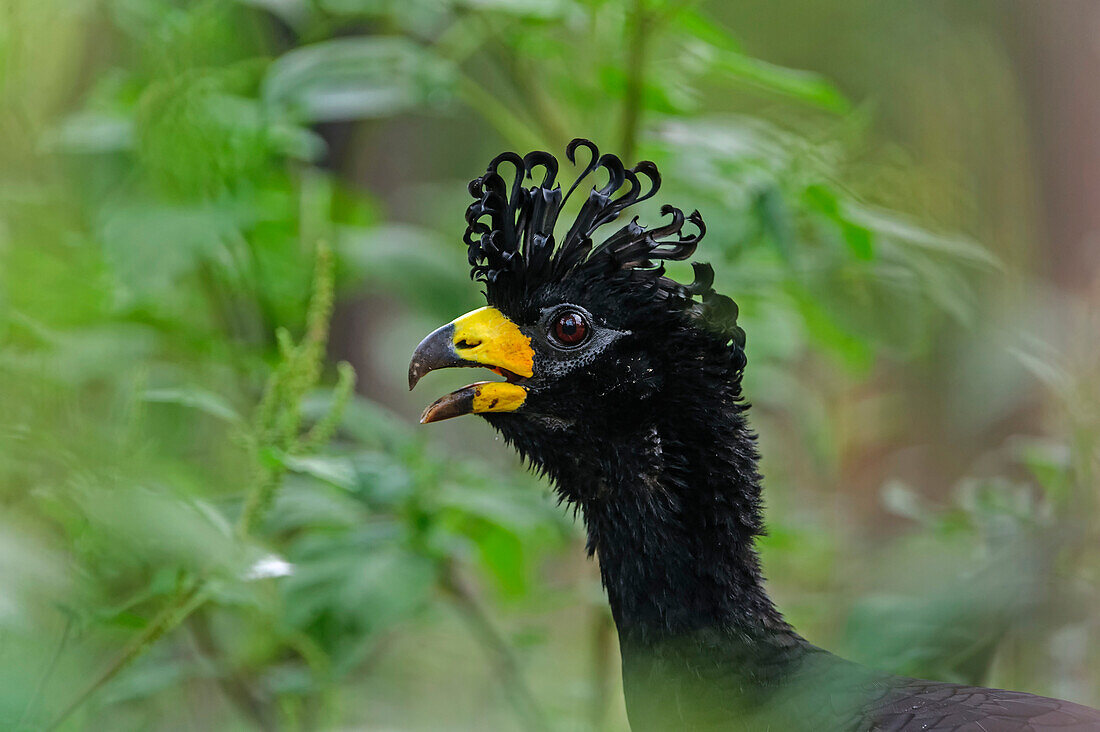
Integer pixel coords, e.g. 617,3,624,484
267,479,369,532
337,224,474,318
697,42,850,112
283,542,435,640
0,523,68,630
755,186,796,260
99,652,200,706
306,395,412,449
280,454,359,491
41,111,133,154
675,7,744,52
460,0,578,18
142,387,243,424
263,37,455,122
847,204,1000,270
474,526,528,597
803,184,874,260
98,199,241,305
437,483,554,534
73,485,244,577
791,291,874,371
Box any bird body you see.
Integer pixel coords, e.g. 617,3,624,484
409,140,1100,731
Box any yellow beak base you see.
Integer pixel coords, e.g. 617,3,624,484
420,381,528,424
409,306,534,422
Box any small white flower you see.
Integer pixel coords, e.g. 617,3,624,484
245,554,294,580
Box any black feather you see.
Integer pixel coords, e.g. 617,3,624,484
455,142,1100,732
463,138,742,358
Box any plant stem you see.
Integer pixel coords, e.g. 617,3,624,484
479,14,571,149
19,615,72,728
187,611,278,731
620,0,651,161
440,563,549,732
48,237,350,728
588,609,615,731
47,582,211,731
456,73,544,151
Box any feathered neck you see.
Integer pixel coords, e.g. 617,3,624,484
577,404,799,646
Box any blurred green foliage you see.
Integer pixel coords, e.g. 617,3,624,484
1,0,1097,729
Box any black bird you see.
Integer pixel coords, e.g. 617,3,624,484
408,140,1100,731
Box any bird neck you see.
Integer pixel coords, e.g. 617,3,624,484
575,399,807,671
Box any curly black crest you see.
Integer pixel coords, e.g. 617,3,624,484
463,138,746,357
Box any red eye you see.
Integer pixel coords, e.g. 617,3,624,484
552,310,589,346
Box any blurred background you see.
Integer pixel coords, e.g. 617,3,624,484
2,0,1099,729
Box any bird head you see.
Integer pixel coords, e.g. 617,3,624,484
409,139,747,493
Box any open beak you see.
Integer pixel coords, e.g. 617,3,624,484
408,306,533,424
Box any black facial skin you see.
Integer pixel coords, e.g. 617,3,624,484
505,293,648,443
489,277,676,487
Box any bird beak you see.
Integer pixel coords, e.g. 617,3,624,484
408,306,534,424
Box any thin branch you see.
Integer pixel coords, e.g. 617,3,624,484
299,361,356,453
187,611,278,731
440,563,549,732
512,54,573,150
620,0,652,161
47,582,211,731
19,615,72,728
45,156,350,732
455,73,545,151
239,239,339,537
588,609,615,731
481,14,571,149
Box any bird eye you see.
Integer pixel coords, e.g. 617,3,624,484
551,310,589,347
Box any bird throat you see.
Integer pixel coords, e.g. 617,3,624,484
572,411,809,688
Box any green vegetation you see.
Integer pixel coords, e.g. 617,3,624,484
1,0,1096,729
